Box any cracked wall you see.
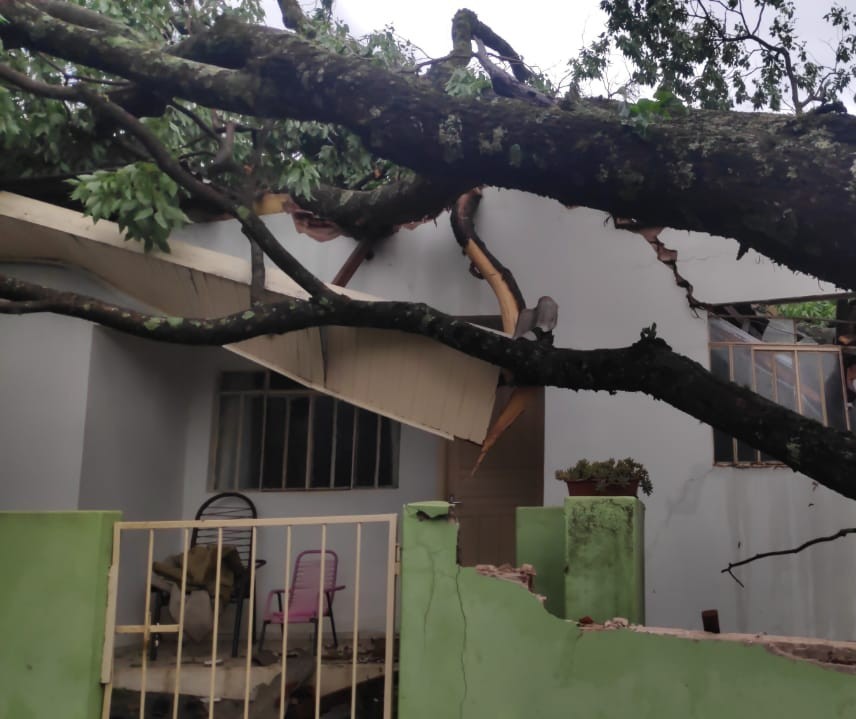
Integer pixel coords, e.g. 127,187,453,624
399,501,856,719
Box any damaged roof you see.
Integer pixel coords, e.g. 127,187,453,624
0,192,500,443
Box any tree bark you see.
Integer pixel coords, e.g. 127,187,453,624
3,2,856,289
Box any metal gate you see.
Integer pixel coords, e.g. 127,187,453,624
100,513,398,719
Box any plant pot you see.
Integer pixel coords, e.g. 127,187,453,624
564,478,640,497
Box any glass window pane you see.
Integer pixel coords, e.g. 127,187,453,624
377,420,400,487
753,351,774,400
310,396,335,488
796,352,824,422
732,346,752,388
709,346,730,380
285,397,309,489
236,396,264,490
713,429,734,463
774,352,798,411
821,352,848,430
736,440,757,463
214,395,241,489
261,397,287,489
354,410,378,487
334,403,356,488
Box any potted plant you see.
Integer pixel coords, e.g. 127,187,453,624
555,458,652,498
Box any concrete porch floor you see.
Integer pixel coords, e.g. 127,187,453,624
111,635,390,703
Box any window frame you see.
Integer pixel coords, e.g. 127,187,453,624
709,341,851,466
209,371,400,492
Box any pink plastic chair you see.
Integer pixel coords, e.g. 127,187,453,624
258,550,345,653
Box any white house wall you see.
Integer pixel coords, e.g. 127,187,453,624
77,328,192,626
176,188,856,641
0,264,95,511
178,346,441,634
471,190,856,640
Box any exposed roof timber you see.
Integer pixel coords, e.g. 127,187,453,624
0,192,500,442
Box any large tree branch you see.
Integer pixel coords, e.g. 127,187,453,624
3,3,856,291
722,527,856,586
0,61,334,301
299,175,468,240
3,271,856,499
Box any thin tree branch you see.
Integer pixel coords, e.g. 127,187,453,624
473,38,555,107
4,269,856,500
722,528,856,584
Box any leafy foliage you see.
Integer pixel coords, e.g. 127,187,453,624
0,0,436,248
575,0,856,113
773,300,836,321
620,87,687,134
68,163,189,251
444,66,492,97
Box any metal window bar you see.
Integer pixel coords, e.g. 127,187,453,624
102,514,398,719
215,372,401,491
234,395,245,491
282,398,291,490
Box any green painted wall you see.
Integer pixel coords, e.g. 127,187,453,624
400,502,856,719
516,498,645,623
564,497,645,624
0,511,118,719
515,506,565,617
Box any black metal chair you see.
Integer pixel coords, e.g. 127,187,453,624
150,492,265,659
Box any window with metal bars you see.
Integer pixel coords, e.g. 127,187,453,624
709,342,850,465
210,371,400,491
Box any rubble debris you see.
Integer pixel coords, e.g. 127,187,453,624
474,563,544,603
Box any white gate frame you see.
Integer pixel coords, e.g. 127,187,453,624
100,513,398,719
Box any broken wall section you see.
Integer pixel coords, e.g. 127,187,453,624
517,498,645,623
398,501,856,719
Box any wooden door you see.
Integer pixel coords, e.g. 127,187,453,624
443,387,544,566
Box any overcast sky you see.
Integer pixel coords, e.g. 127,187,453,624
262,0,608,85
261,1,851,102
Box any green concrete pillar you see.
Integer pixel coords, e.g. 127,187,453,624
0,511,119,719
515,506,565,617
564,497,645,624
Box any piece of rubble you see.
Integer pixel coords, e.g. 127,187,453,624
604,617,631,629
